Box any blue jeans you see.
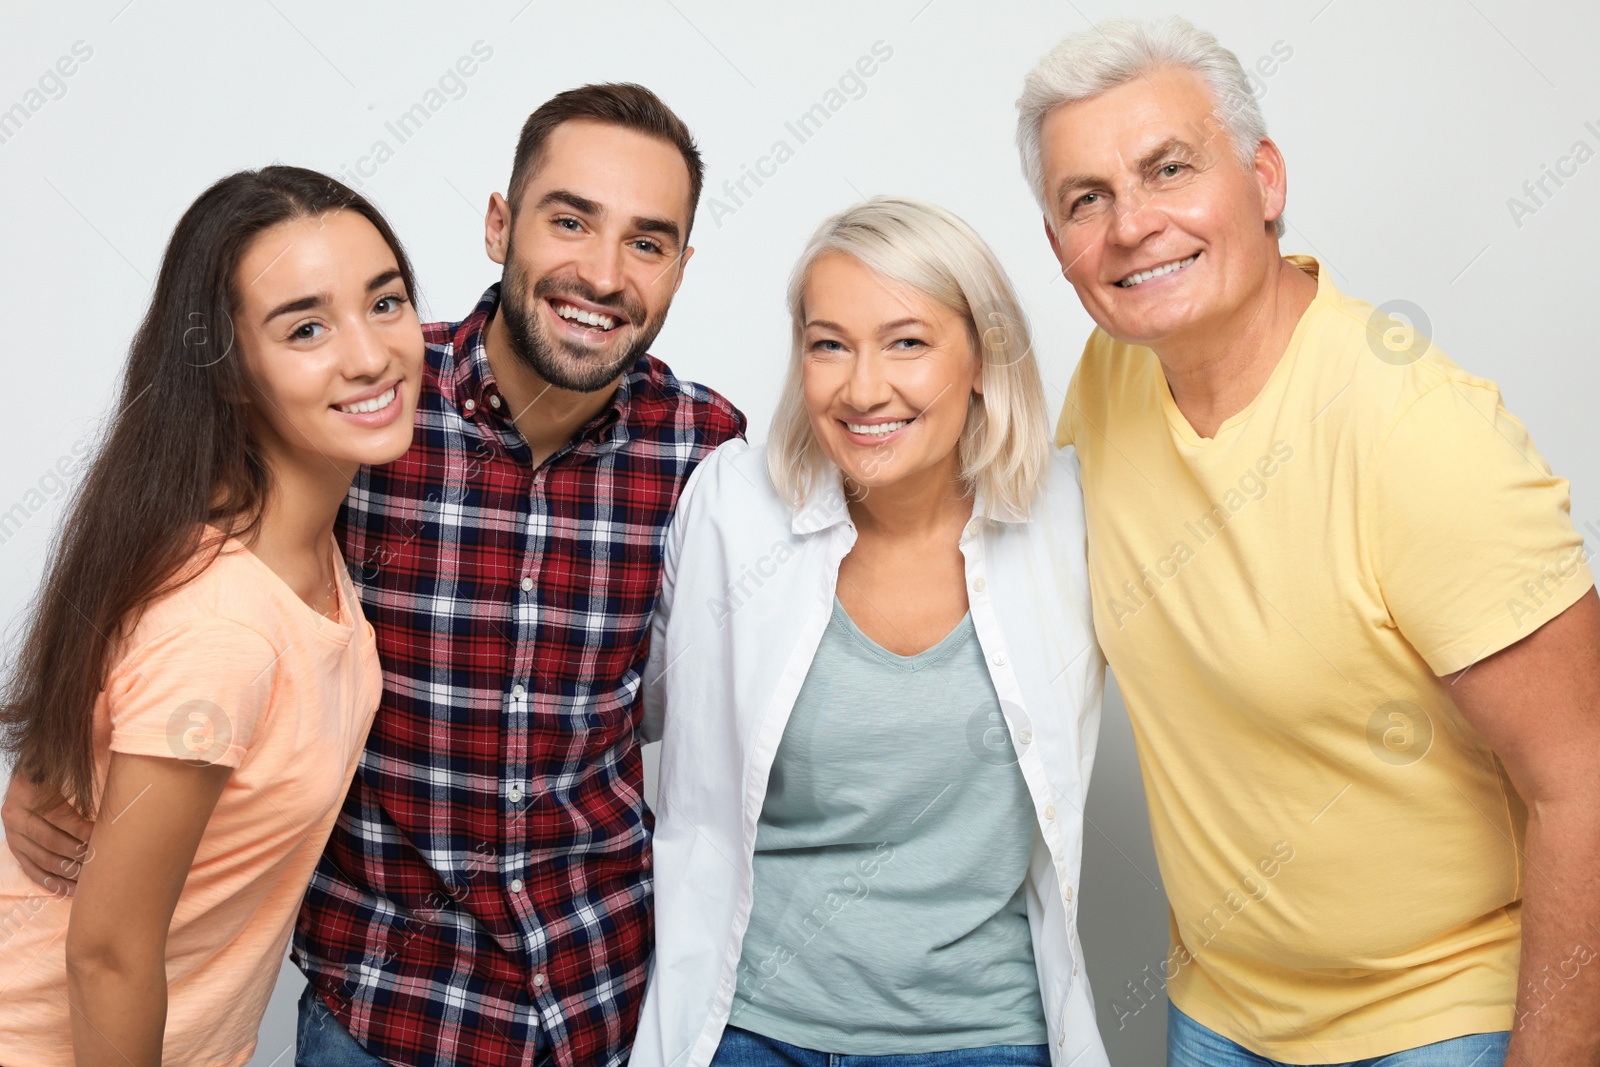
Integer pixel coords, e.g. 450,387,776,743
296,984,387,1067
710,1025,1051,1066
296,982,552,1066
1167,1003,1509,1067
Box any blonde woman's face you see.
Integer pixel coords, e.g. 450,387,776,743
800,252,981,493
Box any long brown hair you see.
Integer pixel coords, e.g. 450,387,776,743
0,165,417,817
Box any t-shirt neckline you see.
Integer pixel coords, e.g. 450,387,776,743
220,531,356,643
1157,255,1328,448
830,596,974,670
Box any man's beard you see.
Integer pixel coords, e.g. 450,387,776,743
497,246,668,393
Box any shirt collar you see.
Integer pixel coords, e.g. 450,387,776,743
449,282,638,450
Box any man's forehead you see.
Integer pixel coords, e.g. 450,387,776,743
1043,69,1220,167
537,122,689,183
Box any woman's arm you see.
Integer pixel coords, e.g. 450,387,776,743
65,751,230,1067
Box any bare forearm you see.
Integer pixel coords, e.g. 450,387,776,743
66,952,166,1067
1507,804,1600,1065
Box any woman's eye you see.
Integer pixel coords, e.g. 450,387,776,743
291,322,326,341
373,294,406,315
892,338,926,350
810,339,844,352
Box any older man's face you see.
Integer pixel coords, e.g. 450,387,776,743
1039,65,1285,349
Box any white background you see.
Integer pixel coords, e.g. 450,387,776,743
2,1,1597,1063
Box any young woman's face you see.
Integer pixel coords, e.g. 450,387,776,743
231,209,424,475
800,252,981,493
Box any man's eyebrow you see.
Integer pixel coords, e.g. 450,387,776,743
535,190,683,247
633,215,681,247
535,189,602,216
1135,137,1197,173
1050,138,1201,210
1053,173,1105,211
264,293,326,324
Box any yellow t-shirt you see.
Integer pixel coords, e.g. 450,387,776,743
1059,256,1593,1061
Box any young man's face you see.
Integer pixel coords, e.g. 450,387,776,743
1037,65,1288,350
490,119,695,392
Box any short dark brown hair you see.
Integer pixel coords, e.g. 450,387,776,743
507,82,704,235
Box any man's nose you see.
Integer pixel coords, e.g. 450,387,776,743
573,237,625,297
1110,186,1163,246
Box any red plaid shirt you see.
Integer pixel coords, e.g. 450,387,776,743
292,285,745,1067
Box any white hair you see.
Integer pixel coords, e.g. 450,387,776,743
767,197,1049,520
1015,16,1285,237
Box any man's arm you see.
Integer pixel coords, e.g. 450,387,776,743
2,772,94,893
1448,586,1600,1065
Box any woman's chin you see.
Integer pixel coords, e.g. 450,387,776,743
323,426,416,470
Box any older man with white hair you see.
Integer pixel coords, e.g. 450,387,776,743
1017,16,1600,1067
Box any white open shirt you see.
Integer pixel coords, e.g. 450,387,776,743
633,439,1110,1067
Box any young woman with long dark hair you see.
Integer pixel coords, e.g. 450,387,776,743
0,165,424,1067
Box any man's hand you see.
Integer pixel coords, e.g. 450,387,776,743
1,772,94,894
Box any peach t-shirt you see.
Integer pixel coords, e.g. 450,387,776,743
0,534,381,1067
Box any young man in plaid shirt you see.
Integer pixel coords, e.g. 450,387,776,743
3,84,744,1067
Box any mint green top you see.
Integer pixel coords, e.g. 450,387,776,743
729,598,1047,1053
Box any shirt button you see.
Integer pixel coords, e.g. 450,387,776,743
489,394,503,410
520,576,534,592
972,577,987,593
509,878,524,893
533,973,546,988
1016,729,1032,745
992,652,1007,667
463,398,477,414
1044,804,1056,820
511,684,526,698
508,784,524,803
1066,885,1074,902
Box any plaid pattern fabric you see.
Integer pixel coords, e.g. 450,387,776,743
291,284,745,1067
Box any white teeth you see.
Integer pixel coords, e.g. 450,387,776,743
846,419,909,436
1118,254,1198,288
337,386,396,415
553,301,617,330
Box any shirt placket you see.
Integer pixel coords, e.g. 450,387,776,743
504,449,553,1041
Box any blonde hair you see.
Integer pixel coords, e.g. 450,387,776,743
767,197,1048,518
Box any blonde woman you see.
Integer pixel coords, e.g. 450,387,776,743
631,198,1109,1067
